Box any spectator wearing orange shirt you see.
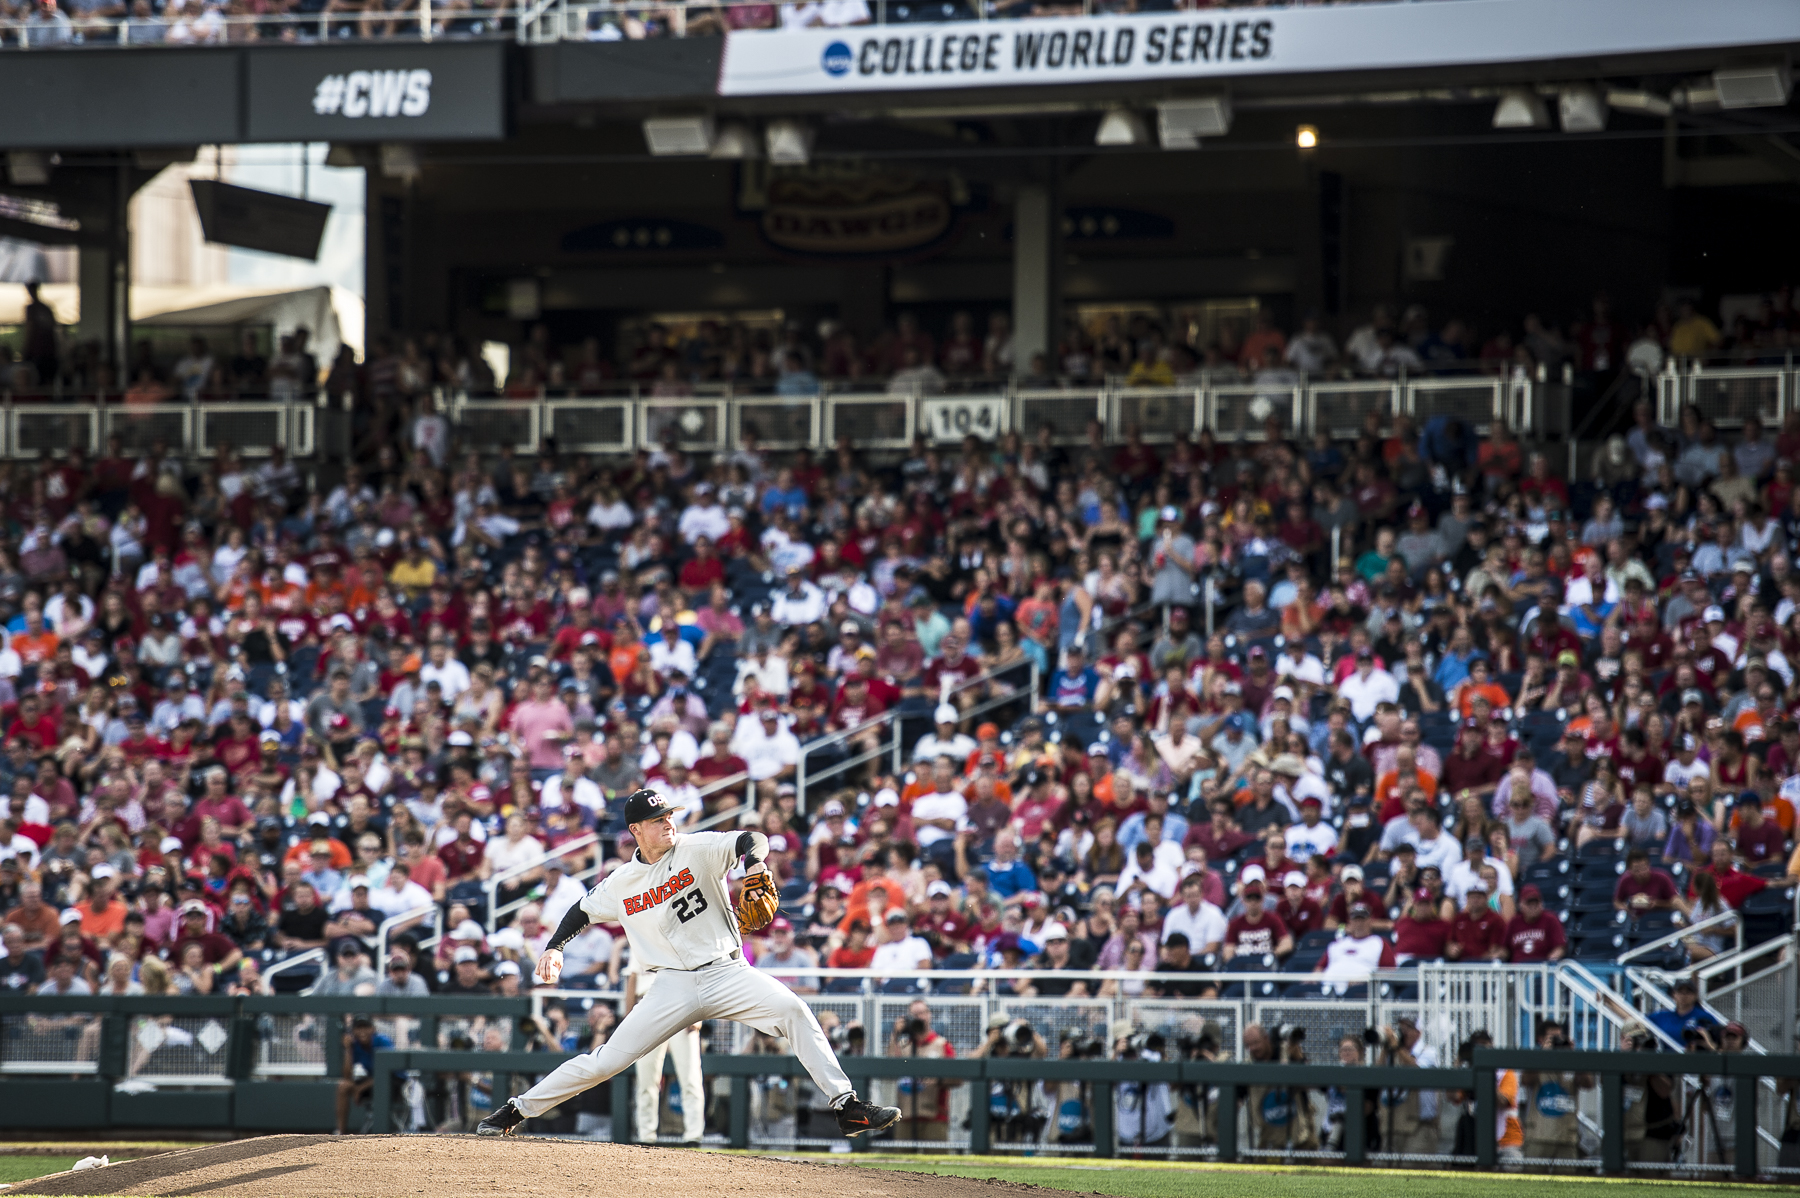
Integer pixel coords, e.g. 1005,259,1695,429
71,864,127,944
1375,745,1440,814
10,610,57,669
1454,657,1512,719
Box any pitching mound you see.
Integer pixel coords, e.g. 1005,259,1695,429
3,1135,1090,1198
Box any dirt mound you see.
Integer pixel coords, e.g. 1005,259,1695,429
3,1135,1086,1198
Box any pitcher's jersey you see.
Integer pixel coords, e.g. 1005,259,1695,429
578,831,744,971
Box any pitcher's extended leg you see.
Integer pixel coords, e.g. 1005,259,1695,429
700,963,851,1100
510,973,703,1119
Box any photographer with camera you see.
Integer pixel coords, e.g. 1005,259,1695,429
1619,1022,1678,1168
1114,1024,1177,1152
1685,1018,1747,1166
1241,1023,1321,1153
888,998,956,1150
1170,1019,1226,1152
1327,1033,1382,1154
1373,1016,1441,1163
1520,1019,1592,1161
973,1012,1047,1144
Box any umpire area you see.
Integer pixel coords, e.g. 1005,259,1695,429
5,1135,1013,1198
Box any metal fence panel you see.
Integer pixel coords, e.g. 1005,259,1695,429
1309,381,1398,436
125,1013,231,1082
992,996,1113,1055
824,396,913,448
103,405,191,455
546,400,631,453
456,400,540,452
1249,1001,1378,1061
12,406,95,457
1015,391,1102,443
198,404,286,455
1110,388,1198,442
639,400,727,452
1208,386,1297,441
290,403,316,457
0,1011,101,1074
1407,378,1503,427
733,398,817,450
1685,368,1784,428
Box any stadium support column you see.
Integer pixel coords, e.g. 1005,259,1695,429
76,159,132,379
1011,179,1060,378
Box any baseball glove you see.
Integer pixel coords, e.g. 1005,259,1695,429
735,867,780,935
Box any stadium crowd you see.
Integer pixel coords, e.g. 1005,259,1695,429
0,379,1798,1033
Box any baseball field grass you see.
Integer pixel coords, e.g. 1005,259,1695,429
825,1154,1800,1198
0,1159,81,1185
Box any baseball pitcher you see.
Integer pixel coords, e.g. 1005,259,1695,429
477,789,899,1140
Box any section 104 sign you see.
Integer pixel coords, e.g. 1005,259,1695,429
922,397,1006,443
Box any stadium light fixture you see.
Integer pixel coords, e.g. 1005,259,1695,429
1095,109,1150,147
709,122,761,160
1491,89,1550,129
1558,86,1608,133
6,152,50,186
1157,94,1231,150
1295,124,1319,150
1713,64,1793,109
643,115,716,156
1606,89,1674,117
765,119,815,165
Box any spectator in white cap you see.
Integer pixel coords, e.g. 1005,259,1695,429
441,944,490,995
1259,686,1309,742
910,703,975,764
70,863,126,945
491,958,525,997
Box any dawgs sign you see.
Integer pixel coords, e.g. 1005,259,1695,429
717,0,1800,96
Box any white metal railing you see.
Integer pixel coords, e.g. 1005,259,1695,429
260,946,327,991
1615,907,1742,968
794,658,1038,812
2,8,497,44
443,373,1566,456
372,902,440,974
1656,361,1796,428
2,398,313,459
483,833,599,934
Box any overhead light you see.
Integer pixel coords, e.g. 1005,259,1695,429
642,114,715,157
1095,109,1149,147
1295,124,1319,149
1558,86,1607,133
709,121,761,160
1157,94,1230,149
6,152,50,186
1606,89,1673,117
1492,89,1550,129
765,119,814,164
1713,64,1792,109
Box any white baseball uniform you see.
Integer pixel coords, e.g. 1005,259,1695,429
510,830,852,1120
627,965,706,1144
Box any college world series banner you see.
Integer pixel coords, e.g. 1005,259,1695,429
716,0,1800,96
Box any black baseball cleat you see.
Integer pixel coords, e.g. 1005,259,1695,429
477,1099,526,1137
835,1093,900,1138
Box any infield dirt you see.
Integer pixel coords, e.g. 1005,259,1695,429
2,1136,1091,1198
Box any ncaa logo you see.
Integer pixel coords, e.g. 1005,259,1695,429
821,41,853,77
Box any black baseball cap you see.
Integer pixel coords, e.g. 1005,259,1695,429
621,788,675,826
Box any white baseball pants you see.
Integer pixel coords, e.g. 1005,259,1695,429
635,1025,704,1143
512,958,852,1119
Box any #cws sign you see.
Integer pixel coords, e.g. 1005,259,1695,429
717,0,1800,95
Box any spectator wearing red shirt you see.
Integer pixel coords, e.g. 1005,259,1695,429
436,813,486,884
1731,795,1789,866
1505,885,1568,962
1221,882,1293,961
169,900,244,972
1274,871,1325,938
1697,838,1770,909
1392,889,1451,962
911,880,974,959
1613,849,1682,912
1446,883,1510,960
6,694,59,752
1441,718,1507,800
677,538,726,599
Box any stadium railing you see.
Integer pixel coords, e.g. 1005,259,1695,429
1657,357,1796,431
0,368,1609,459
357,1043,1800,1176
